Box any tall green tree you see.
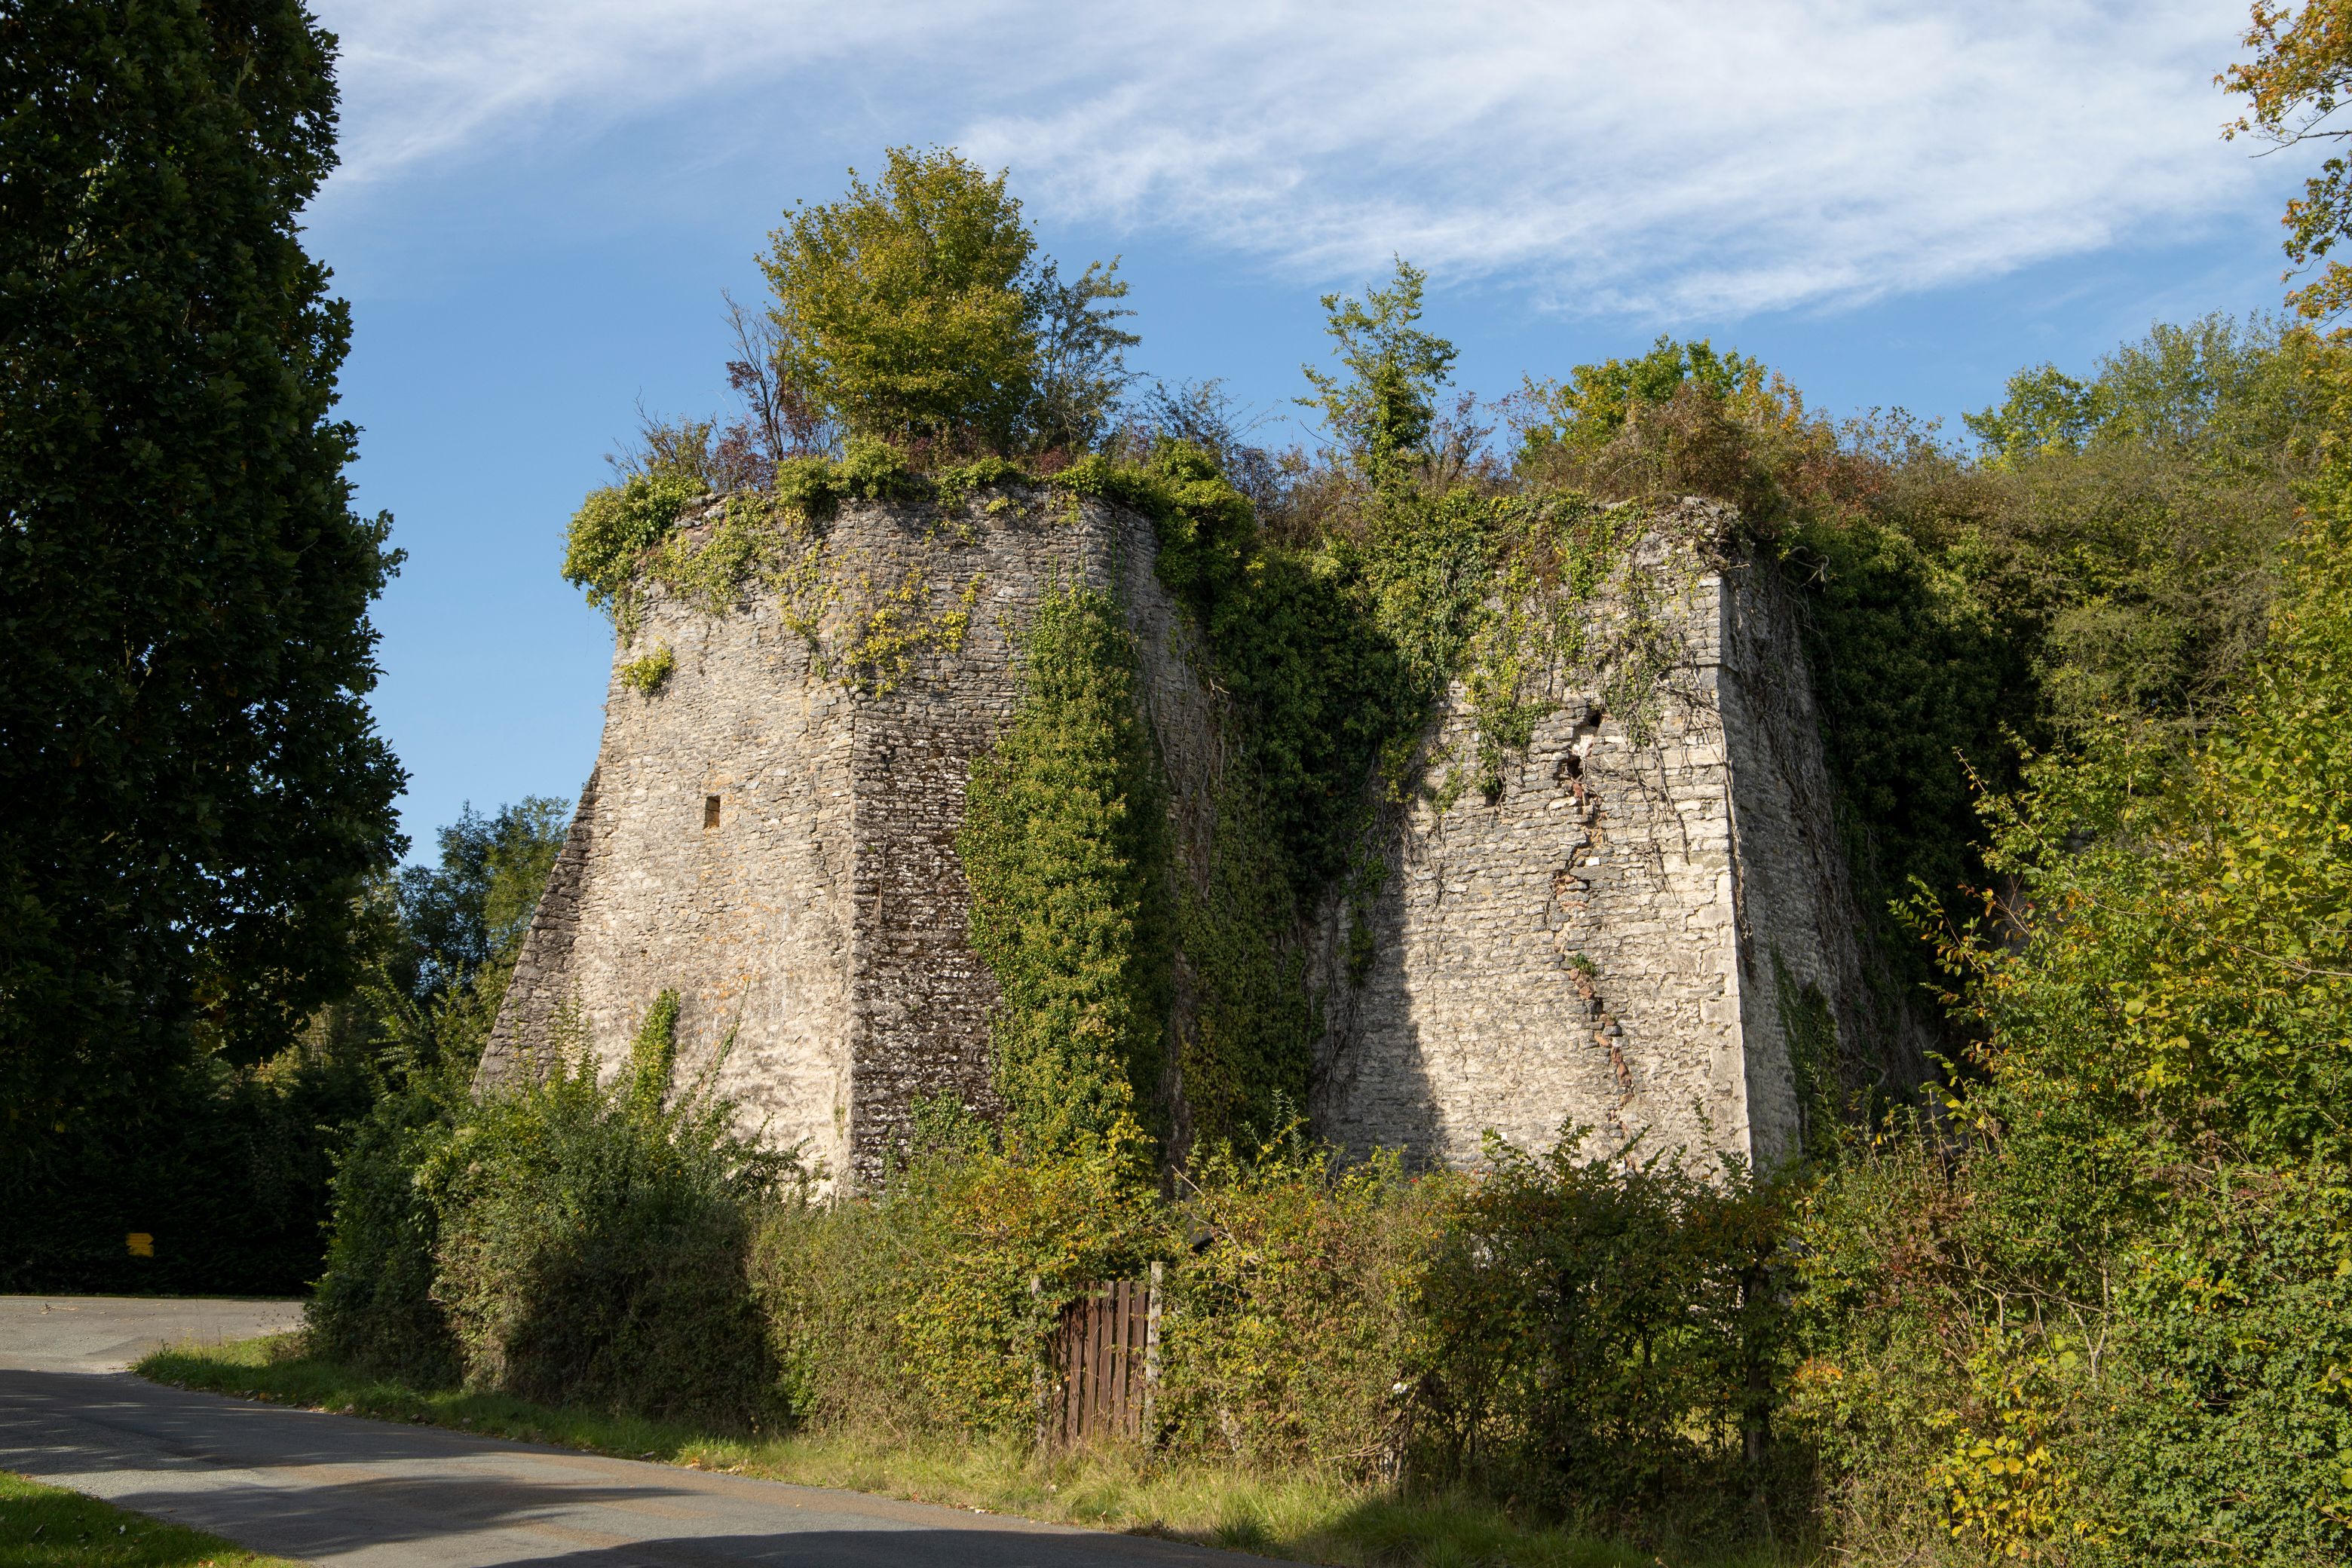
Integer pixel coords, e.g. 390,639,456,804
0,3,404,1203
396,798,572,1001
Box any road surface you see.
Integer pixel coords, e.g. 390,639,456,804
0,1296,1290,1566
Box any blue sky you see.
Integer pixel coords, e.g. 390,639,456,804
304,0,2305,859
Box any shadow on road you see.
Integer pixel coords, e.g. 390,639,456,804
1,1365,1277,1566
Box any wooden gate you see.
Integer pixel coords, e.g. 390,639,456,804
1043,1263,1162,1446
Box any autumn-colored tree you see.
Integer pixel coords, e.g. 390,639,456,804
2225,0,2352,317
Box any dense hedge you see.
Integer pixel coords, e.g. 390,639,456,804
313,1091,1798,1548
1,1046,375,1294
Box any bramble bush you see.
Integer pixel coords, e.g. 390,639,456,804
1158,1135,1454,1478
1423,1133,1796,1539
427,997,801,1423
317,1080,1802,1557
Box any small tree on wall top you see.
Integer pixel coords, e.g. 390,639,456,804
761,146,1135,458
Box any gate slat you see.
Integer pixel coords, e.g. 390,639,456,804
1092,1287,1109,1438
1107,1281,1122,1435
1067,1294,1085,1441
1129,1278,1142,1431
1128,1279,1144,1433
1076,1279,1091,1438
1114,1279,1132,1433
1082,1286,1098,1441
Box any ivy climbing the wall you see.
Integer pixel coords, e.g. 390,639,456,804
958,278,1686,1153
557,265,1761,1171
957,583,1170,1153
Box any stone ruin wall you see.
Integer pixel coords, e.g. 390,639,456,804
482,489,1218,1187
489,492,1891,1186
1312,507,1903,1171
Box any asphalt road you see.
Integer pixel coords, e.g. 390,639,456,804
0,1296,1291,1567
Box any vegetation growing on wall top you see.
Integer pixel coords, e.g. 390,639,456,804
318,29,2352,1548
760,146,1137,458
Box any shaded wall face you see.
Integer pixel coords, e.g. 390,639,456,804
1717,559,1934,1168
1312,558,1760,1170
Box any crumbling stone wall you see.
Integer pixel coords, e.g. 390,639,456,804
1309,506,1885,1172
491,491,1878,1185
479,533,864,1176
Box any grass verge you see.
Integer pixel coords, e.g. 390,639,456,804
0,1470,300,1567
137,1336,1801,1568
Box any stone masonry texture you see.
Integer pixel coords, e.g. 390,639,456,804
1310,501,1905,1172
487,490,1888,1185
482,488,1216,1187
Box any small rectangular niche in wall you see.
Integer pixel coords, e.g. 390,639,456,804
704,795,721,830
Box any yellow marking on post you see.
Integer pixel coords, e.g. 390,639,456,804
124,1233,154,1257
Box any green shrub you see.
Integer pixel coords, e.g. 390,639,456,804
1791,1126,2352,1566
306,1085,462,1386
1421,1131,1795,1539
746,1193,918,1432
310,1043,1802,1553
1052,440,1254,617
2093,1164,2352,1564
770,436,923,515
616,642,674,693
425,997,799,1424
1159,1134,1453,1477
2,1042,376,1295
562,471,703,622
1781,1125,1971,1561
754,1114,1165,1437
1789,355,2352,1562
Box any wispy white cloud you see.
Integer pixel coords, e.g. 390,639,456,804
314,0,2271,317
